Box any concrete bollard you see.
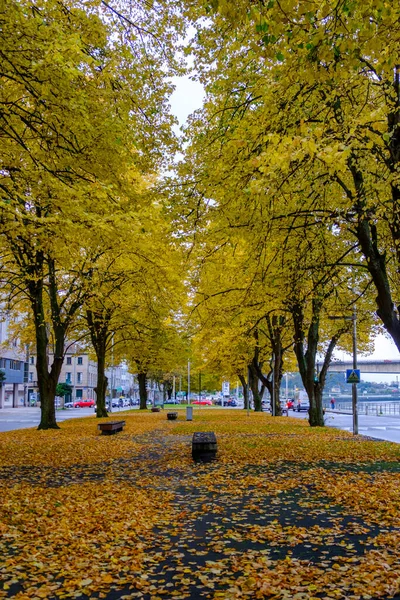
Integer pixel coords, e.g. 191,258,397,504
186,405,193,421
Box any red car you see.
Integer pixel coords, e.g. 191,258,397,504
73,399,95,408
192,399,213,406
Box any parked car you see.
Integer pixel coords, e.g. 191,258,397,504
64,402,73,409
73,399,95,408
215,398,236,406
226,399,238,407
261,400,270,412
280,401,288,415
296,401,310,412
192,399,213,406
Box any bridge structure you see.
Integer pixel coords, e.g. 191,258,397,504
327,360,400,374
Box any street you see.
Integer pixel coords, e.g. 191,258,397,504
1,407,400,443
0,407,96,432
290,409,400,443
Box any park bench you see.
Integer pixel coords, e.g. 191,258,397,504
98,420,126,435
192,431,217,462
167,412,178,420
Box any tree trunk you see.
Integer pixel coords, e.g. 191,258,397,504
86,310,110,418
138,371,148,409
250,320,286,416
249,364,262,411
238,372,249,410
291,298,324,427
164,379,173,400
291,298,348,427
31,281,60,430
306,384,324,427
94,352,108,418
251,353,283,416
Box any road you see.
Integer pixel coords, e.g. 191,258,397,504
0,407,97,432
290,409,400,443
1,407,400,444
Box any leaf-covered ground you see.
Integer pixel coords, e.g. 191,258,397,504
1,410,400,599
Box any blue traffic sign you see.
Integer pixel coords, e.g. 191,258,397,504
346,369,361,384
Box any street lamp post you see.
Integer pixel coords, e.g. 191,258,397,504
329,307,358,435
198,371,201,402
351,305,358,435
247,364,251,417
271,354,275,416
187,360,190,405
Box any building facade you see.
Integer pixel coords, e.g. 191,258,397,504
29,344,98,404
105,361,135,399
0,315,28,409
29,349,136,404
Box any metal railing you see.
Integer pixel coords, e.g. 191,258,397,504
324,401,400,416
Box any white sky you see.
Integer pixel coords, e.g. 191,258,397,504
343,334,400,384
169,75,205,132
169,78,400,384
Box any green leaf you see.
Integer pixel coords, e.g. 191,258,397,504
256,22,269,33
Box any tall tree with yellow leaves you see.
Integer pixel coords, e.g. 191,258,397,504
0,0,179,428
183,0,400,350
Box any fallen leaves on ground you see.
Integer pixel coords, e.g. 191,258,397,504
0,409,399,599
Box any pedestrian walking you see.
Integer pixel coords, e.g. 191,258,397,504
330,398,335,409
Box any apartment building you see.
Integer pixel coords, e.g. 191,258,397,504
29,348,136,404
29,344,98,403
106,361,135,398
0,315,28,409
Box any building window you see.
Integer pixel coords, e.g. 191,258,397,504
66,357,72,365
77,372,82,383
77,356,83,365
30,356,35,365
10,360,20,370
66,373,72,383
76,389,83,398
29,372,33,382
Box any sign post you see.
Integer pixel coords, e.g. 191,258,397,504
329,305,358,435
351,305,358,435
